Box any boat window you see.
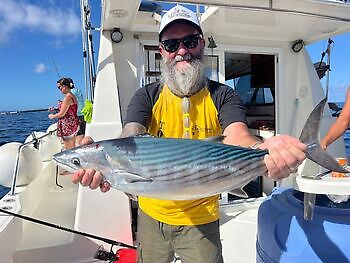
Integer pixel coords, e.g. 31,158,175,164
144,45,162,84
232,75,274,105
204,55,219,81
224,53,275,106
224,52,275,131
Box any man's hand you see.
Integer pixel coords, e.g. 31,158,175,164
258,135,306,180
70,136,111,193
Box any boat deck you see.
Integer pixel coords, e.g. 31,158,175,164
12,166,100,263
220,198,263,263
3,160,264,263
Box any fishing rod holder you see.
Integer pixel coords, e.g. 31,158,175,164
10,129,57,196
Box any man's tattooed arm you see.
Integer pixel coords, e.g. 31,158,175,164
120,122,147,138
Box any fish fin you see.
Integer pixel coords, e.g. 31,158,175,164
299,98,327,145
299,97,350,173
228,188,249,198
202,135,226,143
115,170,153,183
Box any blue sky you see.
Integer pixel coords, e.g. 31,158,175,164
0,0,349,111
0,0,100,111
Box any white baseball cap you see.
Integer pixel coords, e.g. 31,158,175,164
159,5,202,41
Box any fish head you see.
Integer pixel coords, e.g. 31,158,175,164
52,142,114,174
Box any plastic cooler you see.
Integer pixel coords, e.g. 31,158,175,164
256,187,350,263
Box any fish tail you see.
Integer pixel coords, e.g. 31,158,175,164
299,97,349,173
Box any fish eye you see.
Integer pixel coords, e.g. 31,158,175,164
71,157,81,166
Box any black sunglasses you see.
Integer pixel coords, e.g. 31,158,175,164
161,34,202,53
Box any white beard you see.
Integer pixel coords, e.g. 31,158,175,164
161,54,206,97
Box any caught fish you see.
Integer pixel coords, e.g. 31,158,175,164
53,98,349,200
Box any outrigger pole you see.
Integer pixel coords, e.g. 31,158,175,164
80,0,98,102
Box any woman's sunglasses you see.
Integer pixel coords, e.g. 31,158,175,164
57,85,65,90
160,34,202,53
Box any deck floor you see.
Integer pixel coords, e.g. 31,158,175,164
220,198,263,263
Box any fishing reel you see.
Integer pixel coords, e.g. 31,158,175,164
94,245,137,263
94,245,117,262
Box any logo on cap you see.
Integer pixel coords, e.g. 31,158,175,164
168,6,191,20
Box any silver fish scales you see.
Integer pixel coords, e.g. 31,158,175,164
54,136,267,200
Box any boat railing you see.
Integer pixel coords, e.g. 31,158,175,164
10,129,57,196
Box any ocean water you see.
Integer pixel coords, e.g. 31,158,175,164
0,111,54,146
0,111,55,198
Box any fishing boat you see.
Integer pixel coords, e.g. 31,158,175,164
1,0,350,262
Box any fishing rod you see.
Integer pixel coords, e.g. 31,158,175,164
0,207,136,251
18,108,56,113
1,108,56,114
51,57,61,78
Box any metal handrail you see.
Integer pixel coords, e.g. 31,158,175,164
10,129,57,196
152,0,350,23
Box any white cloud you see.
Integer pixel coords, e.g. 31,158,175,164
34,63,48,74
0,0,81,43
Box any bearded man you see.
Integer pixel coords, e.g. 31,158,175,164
71,5,306,263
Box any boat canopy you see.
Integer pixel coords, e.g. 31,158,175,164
102,0,350,44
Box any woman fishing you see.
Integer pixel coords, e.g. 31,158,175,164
48,77,80,149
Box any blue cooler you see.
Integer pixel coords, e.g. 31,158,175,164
256,188,350,263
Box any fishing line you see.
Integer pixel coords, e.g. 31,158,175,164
51,57,61,78
0,207,136,250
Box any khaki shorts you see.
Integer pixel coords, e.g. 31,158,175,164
137,209,223,263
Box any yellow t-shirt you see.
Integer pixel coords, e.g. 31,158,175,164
139,85,222,225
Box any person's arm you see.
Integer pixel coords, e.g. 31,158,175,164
223,122,306,181
48,95,73,119
120,122,147,138
321,88,350,149
223,122,260,147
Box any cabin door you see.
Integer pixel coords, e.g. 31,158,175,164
224,52,277,198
